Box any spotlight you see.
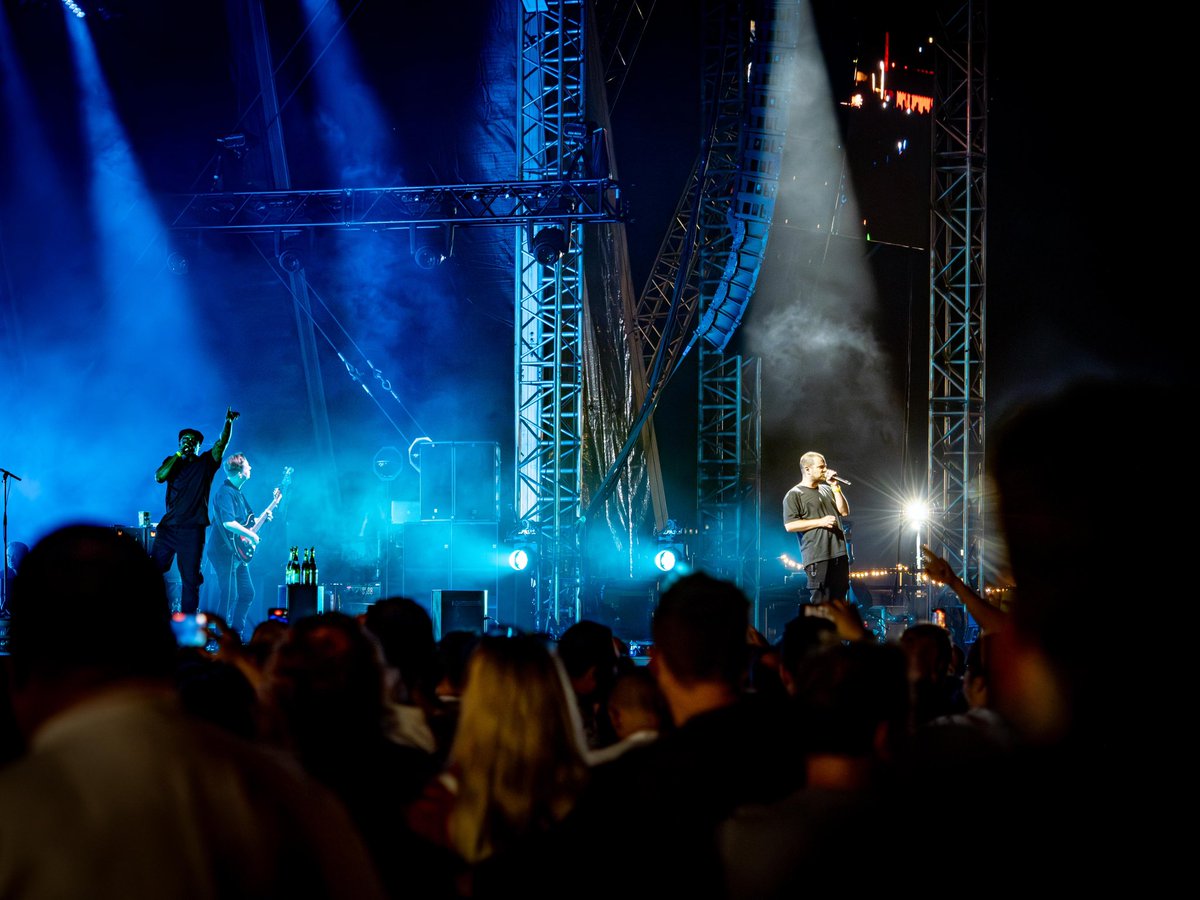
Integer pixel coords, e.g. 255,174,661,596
278,249,303,272
414,245,443,269
508,548,532,572
653,518,688,575
411,226,449,270
167,252,189,275
505,526,538,573
902,500,931,529
653,548,678,572
529,226,568,267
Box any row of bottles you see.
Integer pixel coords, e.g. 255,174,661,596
285,546,320,585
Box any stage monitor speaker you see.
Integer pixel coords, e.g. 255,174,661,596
433,589,486,638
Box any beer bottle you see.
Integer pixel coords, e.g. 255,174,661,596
286,546,301,584
301,547,314,585
309,547,319,586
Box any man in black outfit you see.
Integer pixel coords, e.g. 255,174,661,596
207,452,271,639
150,407,238,613
782,450,850,604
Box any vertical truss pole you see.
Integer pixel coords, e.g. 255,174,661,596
516,0,587,634
695,0,754,598
929,0,987,596
697,351,761,610
741,357,761,621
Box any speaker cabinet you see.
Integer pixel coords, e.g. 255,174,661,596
419,442,500,521
402,522,498,623
433,589,486,638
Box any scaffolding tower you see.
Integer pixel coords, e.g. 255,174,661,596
515,0,589,634
928,0,987,597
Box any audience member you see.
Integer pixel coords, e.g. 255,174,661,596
0,524,387,899
718,640,910,897
556,619,620,750
973,378,1183,886
430,629,481,755
777,614,839,696
173,651,261,740
898,622,965,727
570,572,803,899
897,378,1186,889
587,664,670,764
363,596,443,757
264,610,441,899
923,633,1013,748
405,632,590,898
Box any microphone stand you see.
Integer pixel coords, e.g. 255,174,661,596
1,466,22,617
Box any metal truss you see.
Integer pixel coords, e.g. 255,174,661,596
516,0,588,635
696,352,761,614
165,178,621,233
928,0,987,594
692,0,756,600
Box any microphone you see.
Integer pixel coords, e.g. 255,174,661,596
829,474,852,486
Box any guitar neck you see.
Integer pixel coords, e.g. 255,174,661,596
249,493,282,536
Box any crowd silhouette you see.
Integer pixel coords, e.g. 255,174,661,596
0,378,1180,896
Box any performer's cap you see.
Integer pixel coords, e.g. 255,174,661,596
179,428,204,443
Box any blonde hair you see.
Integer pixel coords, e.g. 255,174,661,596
447,634,589,864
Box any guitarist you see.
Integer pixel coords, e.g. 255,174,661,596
206,453,271,640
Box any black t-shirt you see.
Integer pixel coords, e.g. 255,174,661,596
158,452,221,528
208,479,253,556
782,483,847,565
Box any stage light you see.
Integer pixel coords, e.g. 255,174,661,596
278,249,303,272
411,226,449,269
654,548,678,572
529,226,568,267
167,252,189,275
504,525,538,573
508,548,531,571
61,0,86,18
413,244,443,269
652,519,689,575
902,500,930,529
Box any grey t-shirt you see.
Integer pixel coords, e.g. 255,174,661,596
782,483,847,565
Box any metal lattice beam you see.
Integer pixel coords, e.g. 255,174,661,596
928,0,987,593
516,0,588,635
164,179,621,233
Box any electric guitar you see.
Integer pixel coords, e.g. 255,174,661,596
233,467,293,563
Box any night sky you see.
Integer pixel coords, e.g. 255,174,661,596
0,1,1181,601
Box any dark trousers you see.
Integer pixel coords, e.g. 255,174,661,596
208,548,255,637
151,524,207,613
805,555,850,604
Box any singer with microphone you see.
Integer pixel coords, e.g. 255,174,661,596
150,406,239,615
783,451,851,605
